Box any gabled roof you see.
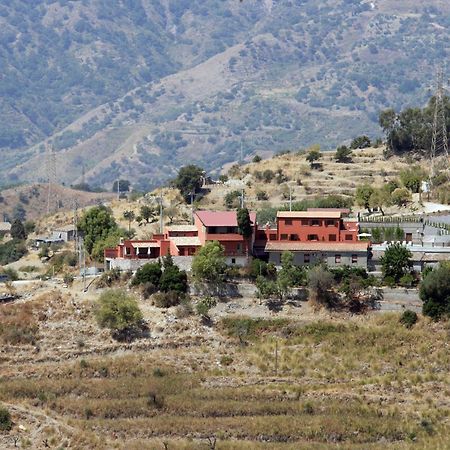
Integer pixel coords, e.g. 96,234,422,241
277,211,342,219
195,210,257,227
265,241,369,253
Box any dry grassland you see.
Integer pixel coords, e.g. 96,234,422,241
0,285,449,449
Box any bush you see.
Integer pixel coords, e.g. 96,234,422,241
132,262,162,287
0,267,19,281
0,406,12,431
175,298,194,318
94,290,143,335
399,273,414,288
196,297,217,319
400,310,418,328
159,255,188,293
420,263,450,320
383,276,396,288
220,355,234,366
63,273,74,285
141,282,158,299
252,155,262,163
153,291,180,308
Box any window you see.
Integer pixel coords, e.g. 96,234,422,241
352,254,358,264
281,234,288,240
285,219,293,225
231,258,236,264
307,234,319,241
269,234,276,241
329,234,337,241
237,243,242,251
311,219,320,226
301,219,309,226
325,219,335,227
345,234,353,241
304,253,310,263
290,234,299,241
335,254,341,264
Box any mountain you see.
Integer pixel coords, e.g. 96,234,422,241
0,0,449,191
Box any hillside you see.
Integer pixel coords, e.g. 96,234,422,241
1,0,449,190
0,184,115,222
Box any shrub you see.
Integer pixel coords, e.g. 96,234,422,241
63,273,74,285
175,298,194,318
141,282,158,299
381,243,412,283
196,297,217,319
383,276,396,288
132,262,162,287
0,267,19,281
220,355,234,366
252,155,262,163
159,255,188,293
420,263,450,320
400,310,418,328
153,291,180,308
0,303,38,345
94,290,143,334
0,406,12,431
399,273,414,288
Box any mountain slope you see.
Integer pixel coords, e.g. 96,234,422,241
1,0,449,190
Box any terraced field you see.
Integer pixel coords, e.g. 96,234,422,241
0,285,449,449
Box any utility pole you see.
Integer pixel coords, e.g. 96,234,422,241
289,184,293,212
240,189,245,209
159,191,164,234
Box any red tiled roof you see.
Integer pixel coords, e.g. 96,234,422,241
195,210,256,227
265,241,369,252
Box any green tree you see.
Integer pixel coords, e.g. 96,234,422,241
10,219,27,240
350,135,371,149
159,254,188,294
237,208,252,238
94,289,143,336
132,261,162,287
420,264,450,320
369,187,390,215
277,251,302,298
399,166,428,193
112,179,130,193
394,226,404,241
306,149,321,168
123,210,135,232
307,266,334,307
140,205,155,224
78,206,117,254
356,184,375,212
173,165,204,203
335,145,353,163
391,187,411,207
381,243,412,283
0,406,12,432
192,241,227,285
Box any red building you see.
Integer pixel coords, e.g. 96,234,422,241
276,210,358,243
194,210,257,265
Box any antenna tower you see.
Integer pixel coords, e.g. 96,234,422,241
46,143,58,215
430,67,449,185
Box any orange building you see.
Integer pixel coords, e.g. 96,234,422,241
276,210,358,243
194,210,257,265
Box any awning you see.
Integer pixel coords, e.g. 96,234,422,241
131,242,160,249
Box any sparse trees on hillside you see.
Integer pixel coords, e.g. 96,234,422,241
10,219,27,240
123,210,135,232
173,165,204,203
306,148,322,169
140,205,156,224
335,145,353,163
356,184,375,212
350,135,371,149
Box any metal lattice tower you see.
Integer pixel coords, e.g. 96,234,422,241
430,68,449,183
46,143,58,215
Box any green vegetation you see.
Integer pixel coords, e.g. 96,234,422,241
192,241,227,285
237,207,252,239
420,263,450,320
172,165,204,203
132,262,162,287
335,145,352,163
0,405,12,432
0,239,27,265
381,243,412,283
78,205,117,254
400,310,418,328
94,289,143,338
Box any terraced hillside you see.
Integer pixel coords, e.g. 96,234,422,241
0,282,448,449
1,0,449,190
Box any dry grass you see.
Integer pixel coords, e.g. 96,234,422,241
0,306,448,449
